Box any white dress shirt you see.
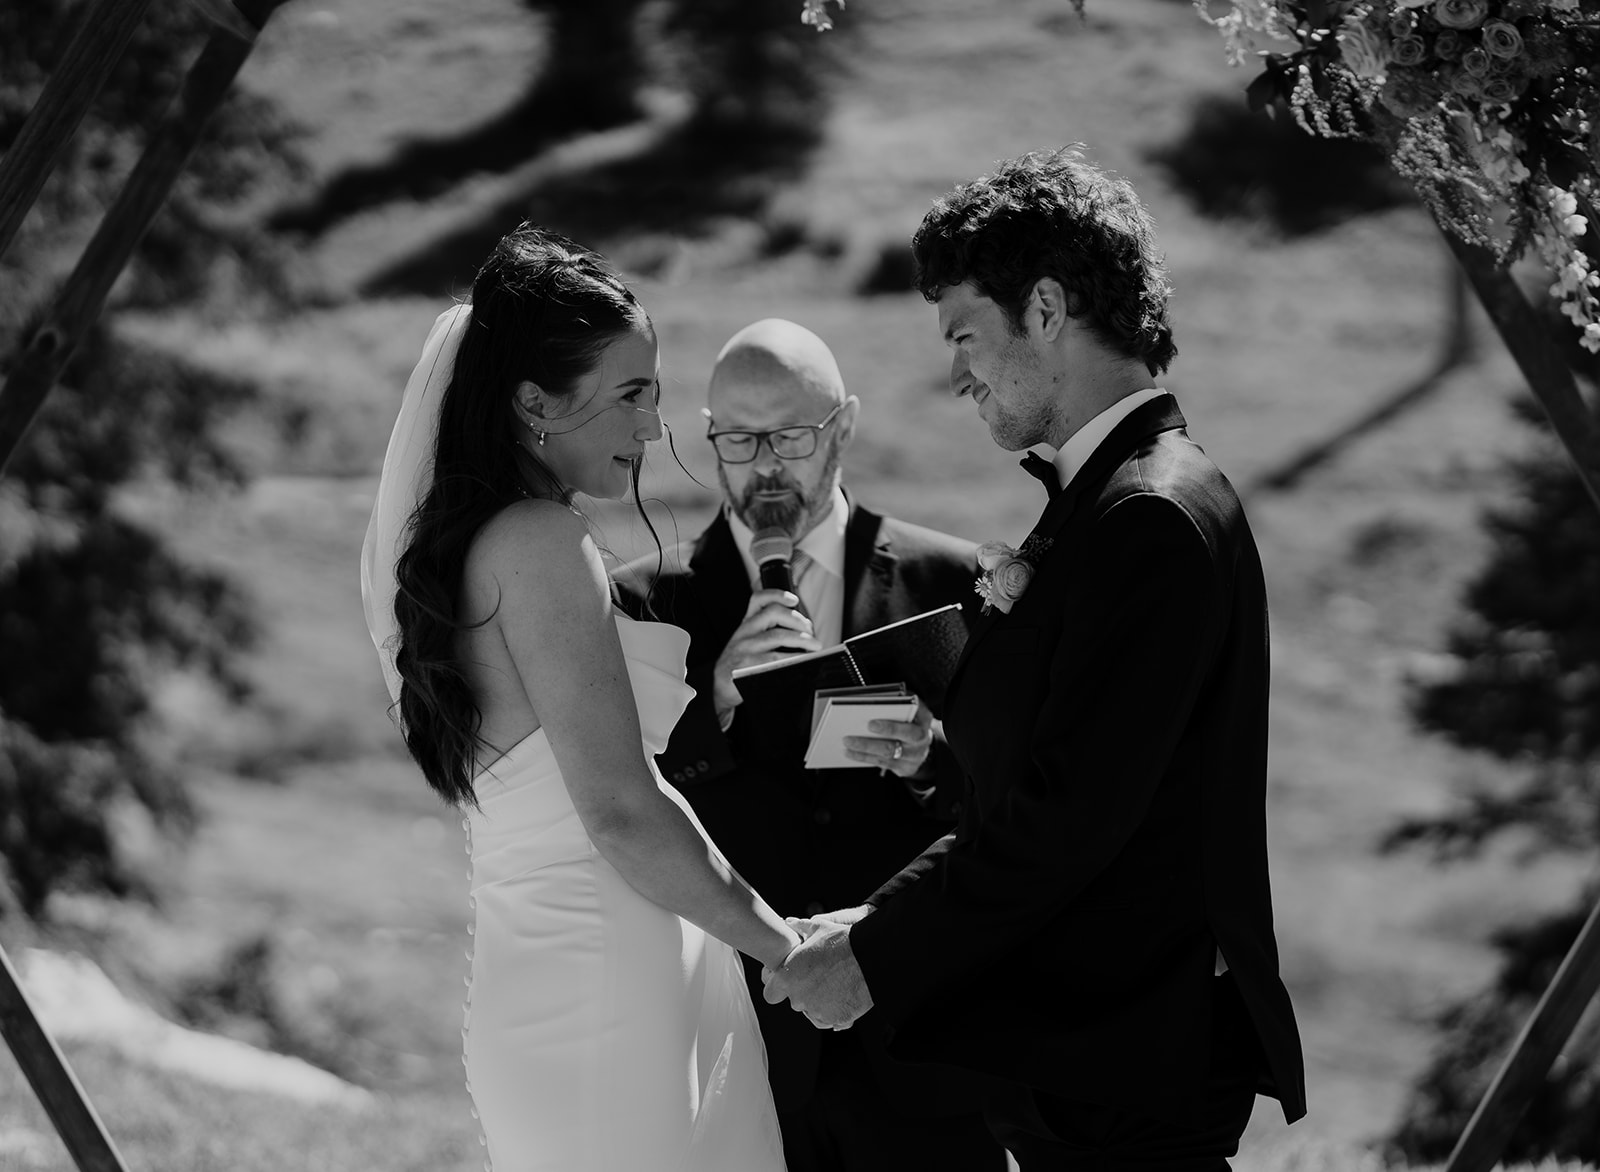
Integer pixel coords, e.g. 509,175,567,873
1047,387,1167,492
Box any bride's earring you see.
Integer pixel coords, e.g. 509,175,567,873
537,429,547,447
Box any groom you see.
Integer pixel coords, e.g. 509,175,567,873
764,148,1307,1168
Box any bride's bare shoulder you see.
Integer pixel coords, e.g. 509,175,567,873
465,499,604,598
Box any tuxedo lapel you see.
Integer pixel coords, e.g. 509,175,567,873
946,394,1189,695
841,500,892,638
1029,394,1187,547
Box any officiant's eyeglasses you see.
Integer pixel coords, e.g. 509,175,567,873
701,402,845,464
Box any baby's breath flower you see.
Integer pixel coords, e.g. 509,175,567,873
799,0,844,31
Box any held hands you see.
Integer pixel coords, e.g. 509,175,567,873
712,588,820,719
762,912,873,1030
844,699,934,777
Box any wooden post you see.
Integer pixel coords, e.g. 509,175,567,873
1435,225,1600,517
0,1,282,476
0,0,157,266
1444,895,1600,1172
0,948,129,1172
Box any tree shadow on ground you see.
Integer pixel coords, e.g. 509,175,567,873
356,113,823,297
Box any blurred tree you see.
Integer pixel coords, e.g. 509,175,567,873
0,0,301,916
1383,398,1600,1164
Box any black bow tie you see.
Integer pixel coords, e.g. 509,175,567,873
1020,451,1061,499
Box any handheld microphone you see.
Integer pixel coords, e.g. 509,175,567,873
750,527,794,593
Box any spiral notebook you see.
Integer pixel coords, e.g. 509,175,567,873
731,603,969,764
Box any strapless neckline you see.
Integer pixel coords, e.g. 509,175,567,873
474,613,691,780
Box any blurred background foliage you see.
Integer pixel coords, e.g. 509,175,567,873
0,0,300,917
1382,401,1600,1165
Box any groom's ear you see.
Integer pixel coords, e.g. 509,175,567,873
1030,278,1071,343
512,380,549,427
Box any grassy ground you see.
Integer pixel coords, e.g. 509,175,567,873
4,0,1598,1168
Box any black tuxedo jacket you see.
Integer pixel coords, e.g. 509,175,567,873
618,499,986,1116
850,395,1308,1123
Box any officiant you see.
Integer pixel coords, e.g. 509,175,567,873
616,318,1002,1172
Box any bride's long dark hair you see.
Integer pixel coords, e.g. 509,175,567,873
393,224,649,806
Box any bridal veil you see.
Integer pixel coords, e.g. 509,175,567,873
359,302,473,705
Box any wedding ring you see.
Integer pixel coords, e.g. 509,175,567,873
891,743,904,761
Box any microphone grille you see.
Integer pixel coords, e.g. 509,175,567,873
750,527,793,565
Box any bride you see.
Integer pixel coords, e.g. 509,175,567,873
360,224,797,1171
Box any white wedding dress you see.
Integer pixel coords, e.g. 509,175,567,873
460,613,786,1172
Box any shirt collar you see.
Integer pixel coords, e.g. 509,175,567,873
727,485,849,584
1049,387,1167,491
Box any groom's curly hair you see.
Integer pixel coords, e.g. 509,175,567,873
912,146,1177,375
393,224,651,806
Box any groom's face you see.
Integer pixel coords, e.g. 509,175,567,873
937,281,1053,452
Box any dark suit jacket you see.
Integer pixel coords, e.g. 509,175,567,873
849,395,1308,1123
618,499,988,1117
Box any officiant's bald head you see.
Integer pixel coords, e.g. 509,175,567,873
706,318,859,538
708,319,852,419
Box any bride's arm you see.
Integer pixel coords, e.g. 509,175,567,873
466,502,798,970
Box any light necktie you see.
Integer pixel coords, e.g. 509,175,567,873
789,548,815,619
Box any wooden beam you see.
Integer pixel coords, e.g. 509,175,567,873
1439,226,1600,517
0,946,129,1172
1444,894,1600,1172
0,0,157,266
0,5,282,475
183,0,260,42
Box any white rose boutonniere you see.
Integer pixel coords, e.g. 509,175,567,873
974,534,1053,615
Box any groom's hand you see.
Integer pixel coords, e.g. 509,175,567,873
844,698,934,777
762,917,873,1030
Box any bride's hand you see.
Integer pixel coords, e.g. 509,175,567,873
793,905,872,929
759,920,804,978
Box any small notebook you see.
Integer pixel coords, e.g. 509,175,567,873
803,685,918,770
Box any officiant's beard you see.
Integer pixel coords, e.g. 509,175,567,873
722,439,841,538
